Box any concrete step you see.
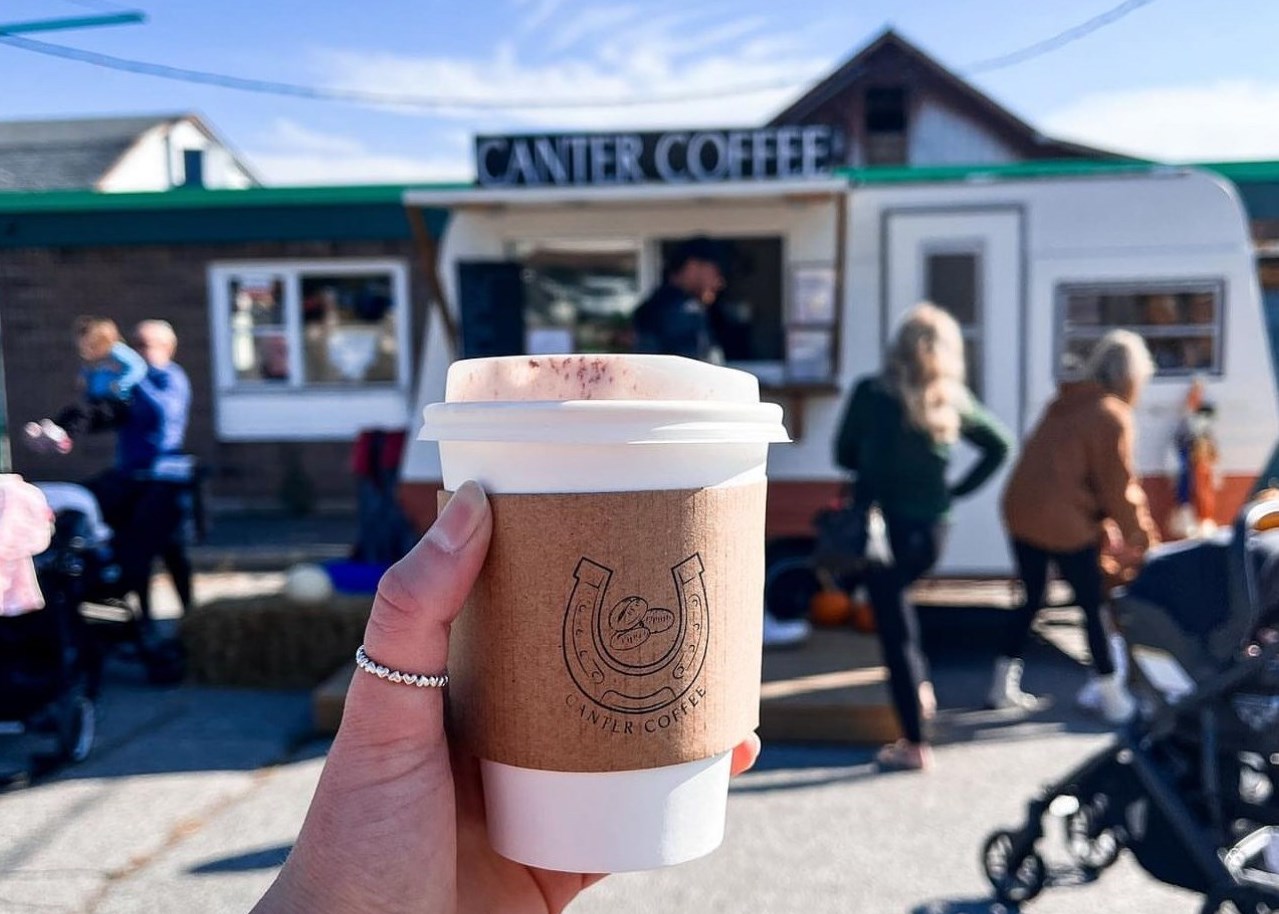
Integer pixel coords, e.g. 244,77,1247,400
759,627,899,745
313,662,355,736
311,629,901,744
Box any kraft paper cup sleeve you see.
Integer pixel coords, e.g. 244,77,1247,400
441,484,766,773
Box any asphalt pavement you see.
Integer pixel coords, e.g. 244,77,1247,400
0,595,1208,914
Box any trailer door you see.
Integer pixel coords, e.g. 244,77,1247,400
885,207,1023,575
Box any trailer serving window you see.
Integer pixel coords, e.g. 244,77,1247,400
1055,280,1225,378
509,239,641,354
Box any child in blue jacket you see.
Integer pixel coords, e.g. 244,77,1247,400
25,316,148,454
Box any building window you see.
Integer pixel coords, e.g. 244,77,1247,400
925,248,983,397
182,149,205,188
209,260,411,440
510,239,641,354
865,86,908,166
1056,280,1225,379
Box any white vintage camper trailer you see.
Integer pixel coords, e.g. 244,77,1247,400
401,162,1279,575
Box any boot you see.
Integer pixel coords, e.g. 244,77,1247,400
1098,673,1137,724
987,656,1040,711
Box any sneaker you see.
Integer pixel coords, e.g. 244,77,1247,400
1099,674,1137,724
763,612,810,649
987,656,1042,712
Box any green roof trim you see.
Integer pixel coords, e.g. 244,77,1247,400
0,181,468,214
836,158,1159,185
1198,161,1279,184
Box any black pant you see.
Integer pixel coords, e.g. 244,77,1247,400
87,471,190,620
865,516,947,744
1005,539,1114,677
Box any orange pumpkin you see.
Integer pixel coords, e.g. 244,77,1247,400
810,589,853,626
848,595,876,634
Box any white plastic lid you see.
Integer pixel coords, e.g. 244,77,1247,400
420,355,789,445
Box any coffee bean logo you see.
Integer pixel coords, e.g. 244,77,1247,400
605,597,679,654
609,596,649,632
563,554,710,715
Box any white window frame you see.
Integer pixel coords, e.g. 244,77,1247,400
208,259,413,441
1054,278,1226,380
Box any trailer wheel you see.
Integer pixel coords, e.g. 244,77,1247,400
982,829,1047,905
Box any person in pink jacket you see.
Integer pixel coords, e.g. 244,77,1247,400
0,475,53,616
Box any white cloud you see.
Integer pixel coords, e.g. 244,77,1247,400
516,0,569,34
1041,80,1279,161
245,119,472,185
310,24,830,131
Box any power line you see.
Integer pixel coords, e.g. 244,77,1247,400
0,0,1158,112
964,0,1157,74
0,33,808,110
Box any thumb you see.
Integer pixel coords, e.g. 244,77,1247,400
338,480,491,749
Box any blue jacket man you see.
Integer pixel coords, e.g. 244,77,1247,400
631,237,727,361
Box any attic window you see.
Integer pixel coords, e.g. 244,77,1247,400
865,87,907,165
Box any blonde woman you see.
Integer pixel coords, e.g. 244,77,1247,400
834,303,1011,771
998,330,1159,723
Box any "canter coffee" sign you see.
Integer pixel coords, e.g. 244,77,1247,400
475,126,840,187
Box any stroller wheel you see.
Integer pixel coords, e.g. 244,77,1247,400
1201,889,1272,914
1066,803,1122,872
983,829,1047,905
55,687,95,764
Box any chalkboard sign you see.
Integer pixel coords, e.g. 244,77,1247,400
457,261,526,359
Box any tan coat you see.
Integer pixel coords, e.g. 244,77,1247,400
1003,381,1158,554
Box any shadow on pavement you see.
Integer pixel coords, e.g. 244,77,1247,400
0,670,315,787
190,844,293,874
910,898,1017,913
732,741,878,794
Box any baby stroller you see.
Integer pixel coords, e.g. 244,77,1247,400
981,498,1279,914
37,482,187,686
0,497,108,766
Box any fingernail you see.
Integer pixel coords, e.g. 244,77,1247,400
429,480,488,554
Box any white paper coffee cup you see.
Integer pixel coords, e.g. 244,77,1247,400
420,354,787,873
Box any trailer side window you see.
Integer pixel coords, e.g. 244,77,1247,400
1055,281,1224,378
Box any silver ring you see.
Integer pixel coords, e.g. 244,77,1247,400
355,645,449,689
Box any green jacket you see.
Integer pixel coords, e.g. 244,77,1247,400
834,376,1012,521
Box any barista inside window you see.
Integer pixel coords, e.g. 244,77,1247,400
631,237,728,362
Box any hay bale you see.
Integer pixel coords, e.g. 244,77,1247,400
183,593,372,688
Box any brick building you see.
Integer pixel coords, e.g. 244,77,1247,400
0,187,449,509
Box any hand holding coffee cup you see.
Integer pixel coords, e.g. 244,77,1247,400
421,354,788,873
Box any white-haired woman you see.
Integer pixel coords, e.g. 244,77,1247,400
997,330,1159,723
835,303,1011,771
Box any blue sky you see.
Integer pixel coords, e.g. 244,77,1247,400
2,0,1278,184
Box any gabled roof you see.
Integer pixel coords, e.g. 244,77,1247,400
770,28,1125,161
0,112,259,191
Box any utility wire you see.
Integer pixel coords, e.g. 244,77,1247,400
964,0,1157,74
0,0,1158,112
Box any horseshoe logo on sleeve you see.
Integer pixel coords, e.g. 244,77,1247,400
563,554,709,714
